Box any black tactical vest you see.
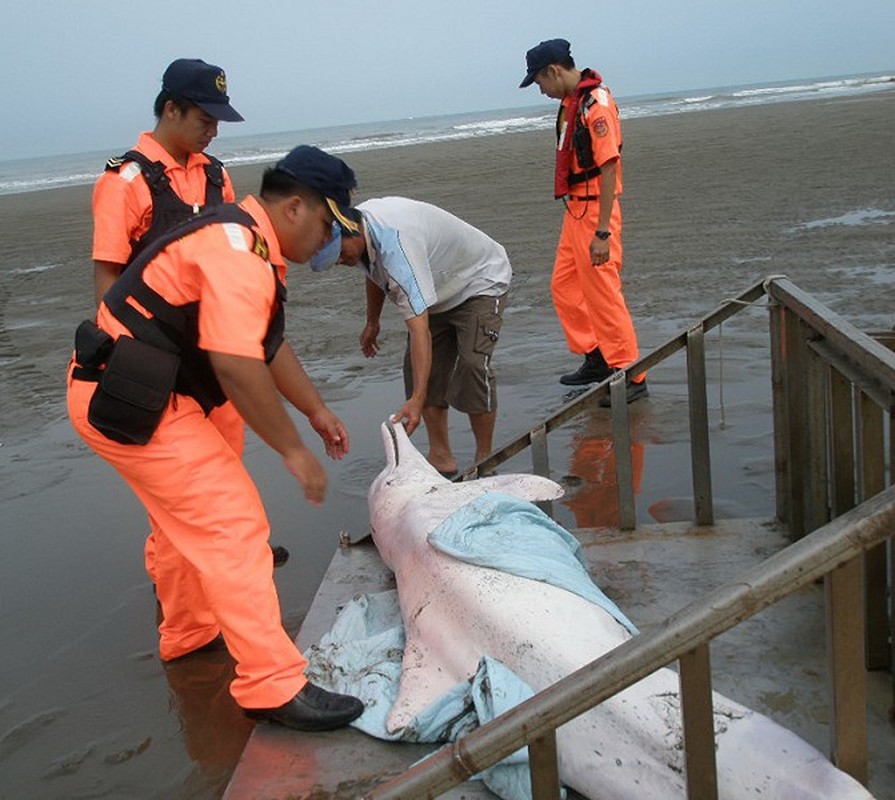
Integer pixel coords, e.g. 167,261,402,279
104,149,226,265
102,204,286,414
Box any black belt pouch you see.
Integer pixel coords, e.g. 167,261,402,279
88,336,180,445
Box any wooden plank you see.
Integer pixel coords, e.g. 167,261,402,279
828,369,855,519
531,422,553,518
769,301,790,524
825,557,868,784
679,644,719,800
891,403,895,711
784,313,808,539
858,393,889,670
528,732,561,800
610,375,636,530
804,347,830,535
687,326,714,526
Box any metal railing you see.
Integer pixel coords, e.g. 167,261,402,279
459,278,771,528
362,276,894,799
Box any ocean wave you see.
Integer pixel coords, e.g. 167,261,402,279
2,72,892,197
0,172,101,194
734,74,894,98
453,114,553,133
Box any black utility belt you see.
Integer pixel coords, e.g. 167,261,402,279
73,320,179,445
566,194,600,201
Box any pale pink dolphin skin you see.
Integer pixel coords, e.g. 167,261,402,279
368,420,876,800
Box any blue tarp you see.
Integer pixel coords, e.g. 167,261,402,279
306,493,635,799
428,493,636,634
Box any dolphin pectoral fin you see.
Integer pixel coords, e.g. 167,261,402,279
471,474,565,502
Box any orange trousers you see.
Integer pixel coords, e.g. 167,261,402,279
551,199,640,370
67,372,307,709
143,401,245,584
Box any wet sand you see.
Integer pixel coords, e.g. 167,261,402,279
0,89,893,798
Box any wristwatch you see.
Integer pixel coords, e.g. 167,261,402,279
595,230,611,240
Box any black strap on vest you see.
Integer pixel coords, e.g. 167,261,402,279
568,167,602,186
104,150,226,265
103,204,285,413
568,91,601,185
559,88,622,188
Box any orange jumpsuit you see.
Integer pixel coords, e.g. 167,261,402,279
92,132,240,582
551,84,640,371
69,195,307,709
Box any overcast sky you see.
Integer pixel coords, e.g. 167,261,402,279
1,0,892,161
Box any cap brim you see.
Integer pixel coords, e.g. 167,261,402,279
309,224,343,272
519,72,537,88
195,101,244,122
325,196,360,236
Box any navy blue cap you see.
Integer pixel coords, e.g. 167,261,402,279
162,58,244,122
519,39,572,88
275,145,360,235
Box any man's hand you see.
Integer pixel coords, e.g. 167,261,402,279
282,446,328,506
309,407,350,460
591,157,617,267
590,235,610,266
391,398,423,435
359,322,381,357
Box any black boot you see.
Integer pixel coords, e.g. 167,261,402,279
559,347,613,386
244,681,365,732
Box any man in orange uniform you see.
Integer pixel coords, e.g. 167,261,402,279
92,58,243,306
67,145,365,730
93,58,288,571
520,39,647,404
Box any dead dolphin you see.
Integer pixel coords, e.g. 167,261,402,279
367,420,875,799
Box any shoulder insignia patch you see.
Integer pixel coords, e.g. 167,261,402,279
593,116,609,138
252,233,270,261
105,156,126,170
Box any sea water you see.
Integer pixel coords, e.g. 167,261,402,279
1,71,891,196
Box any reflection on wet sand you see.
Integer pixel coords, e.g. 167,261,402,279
560,413,645,530
162,650,254,796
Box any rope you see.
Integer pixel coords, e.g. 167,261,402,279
714,289,772,429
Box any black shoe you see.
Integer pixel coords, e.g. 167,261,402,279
244,681,365,732
559,348,613,386
271,544,290,568
599,380,649,408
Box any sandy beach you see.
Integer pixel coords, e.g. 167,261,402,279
0,89,893,798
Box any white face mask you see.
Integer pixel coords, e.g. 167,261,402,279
309,222,342,272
